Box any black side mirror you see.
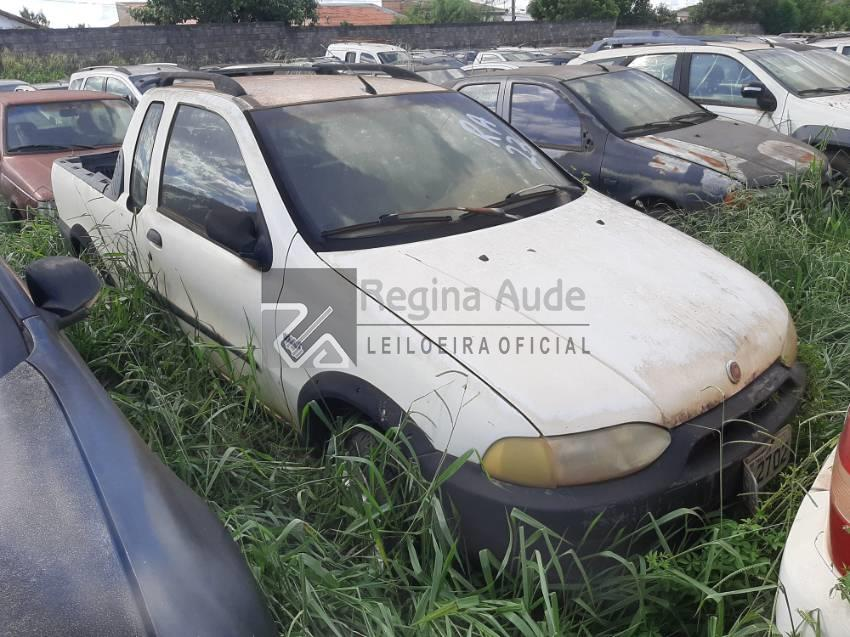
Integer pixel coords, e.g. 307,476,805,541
206,207,271,270
25,256,101,329
741,82,777,112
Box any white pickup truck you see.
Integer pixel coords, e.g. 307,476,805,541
52,67,804,559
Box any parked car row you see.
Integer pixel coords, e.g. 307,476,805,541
1,36,848,633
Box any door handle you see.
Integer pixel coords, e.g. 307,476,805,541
146,228,162,248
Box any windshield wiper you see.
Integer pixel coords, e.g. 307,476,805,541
621,113,710,134
798,86,850,96
488,183,573,207
321,206,518,238
8,143,98,152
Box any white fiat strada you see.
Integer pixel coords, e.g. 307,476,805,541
51,66,804,557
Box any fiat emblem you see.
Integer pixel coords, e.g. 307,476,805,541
726,361,742,384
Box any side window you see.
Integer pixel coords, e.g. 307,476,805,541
509,84,582,148
628,54,677,84
69,78,83,90
688,54,759,107
84,76,106,92
360,53,377,63
459,83,500,112
842,47,850,57
481,53,498,62
159,105,259,232
128,102,164,212
105,77,135,105
345,52,356,63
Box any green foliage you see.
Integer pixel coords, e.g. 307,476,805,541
758,0,802,33
527,0,619,21
691,0,759,23
19,7,49,27
130,0,317,25
398,0,496,24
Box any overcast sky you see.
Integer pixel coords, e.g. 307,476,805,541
3,0,692,28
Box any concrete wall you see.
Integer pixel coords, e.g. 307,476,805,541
0,19,763,67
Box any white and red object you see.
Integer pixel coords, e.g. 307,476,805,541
775,407,850,636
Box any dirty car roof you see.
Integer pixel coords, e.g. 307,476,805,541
475,65,622,81
0,90,122,106
231,74,444,107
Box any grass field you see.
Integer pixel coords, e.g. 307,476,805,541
2,54,850,637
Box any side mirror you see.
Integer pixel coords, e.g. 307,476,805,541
206,207,271,269
741,82,777,112
25,256,101,329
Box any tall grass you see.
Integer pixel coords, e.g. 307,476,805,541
2,165,849,636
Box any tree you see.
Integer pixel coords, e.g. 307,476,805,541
613,0,677,24
690,0,759,23
398,0,496,24
131,0,317,25
527,0,619,21
757,0,801,33
19,7,49,27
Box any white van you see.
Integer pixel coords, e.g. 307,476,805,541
325,42,410,66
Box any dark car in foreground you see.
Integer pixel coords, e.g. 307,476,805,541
451,65,826,212
0,255,275,636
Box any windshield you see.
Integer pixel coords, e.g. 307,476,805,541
566,69,712,137
5,99,133,153
501,52,538,61
378,50,410,65
250,91,576,248
417,68,465,84
801,49,850,83
747,48,850,95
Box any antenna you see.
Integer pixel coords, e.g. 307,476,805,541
358,75,377,95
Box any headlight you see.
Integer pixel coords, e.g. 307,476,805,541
780,318,798,367
481,423,671,488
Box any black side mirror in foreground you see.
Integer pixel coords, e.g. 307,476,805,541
741,82,778,112
25,256,101,329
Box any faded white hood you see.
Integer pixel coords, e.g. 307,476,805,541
320,190,791,436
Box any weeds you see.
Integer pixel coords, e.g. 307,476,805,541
2,162,850,636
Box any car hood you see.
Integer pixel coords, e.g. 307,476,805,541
630,117,823,187
3,148,116,203
321,190,792,436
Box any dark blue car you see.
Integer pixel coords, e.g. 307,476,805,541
451,65,826,213
0,255,275,636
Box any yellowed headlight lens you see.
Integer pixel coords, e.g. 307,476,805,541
781,318,798,367
482,423,671,488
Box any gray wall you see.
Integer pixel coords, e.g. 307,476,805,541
0,20,764,67
0,20,615,66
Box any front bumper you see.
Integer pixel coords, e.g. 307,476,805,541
420,362,806,558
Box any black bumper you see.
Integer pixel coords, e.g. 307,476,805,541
419,362,806,557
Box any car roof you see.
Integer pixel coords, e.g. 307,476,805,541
0,89,121,105
582,40,772,58
327,42,403,52
461,64,612,81
168,73,444,108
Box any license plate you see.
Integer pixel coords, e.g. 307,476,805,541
742,424,792,513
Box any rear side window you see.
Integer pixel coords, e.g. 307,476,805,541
459,83,500,111
509,84,582,148
69,78,84,90
360,53,377,63
105,77,135,105
128,102,164,212
159,105,259,231
345,52,356,63
688,54,759,107
628,54,677,84
84,76,106,92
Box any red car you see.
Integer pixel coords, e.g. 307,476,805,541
0,89,132,219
